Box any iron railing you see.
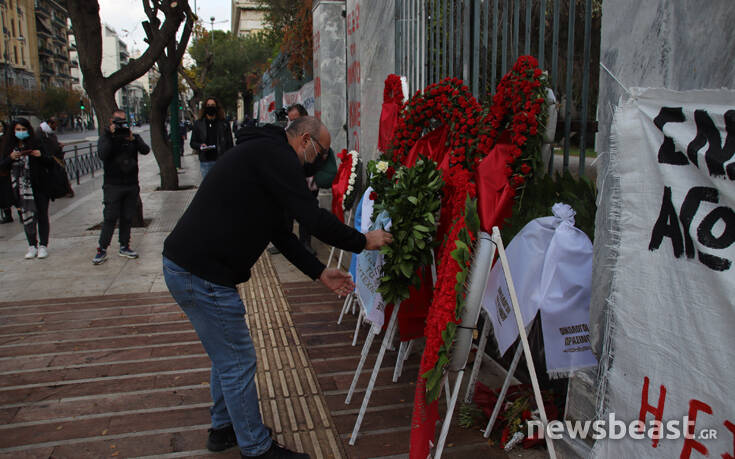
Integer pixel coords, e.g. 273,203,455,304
62,143,102,184
395,0,601,175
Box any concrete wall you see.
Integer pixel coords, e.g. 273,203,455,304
351,0,395,162
313,0,347,153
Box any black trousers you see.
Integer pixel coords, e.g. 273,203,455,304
20,191,50,246
99,184,139,249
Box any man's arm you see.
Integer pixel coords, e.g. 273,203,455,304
134,134,150,155
260,148,367,254
271,222,325,280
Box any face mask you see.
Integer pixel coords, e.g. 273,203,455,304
205,106,217,116
306,139,319,164
15,131,29,140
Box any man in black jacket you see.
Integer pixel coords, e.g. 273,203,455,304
190,97,233,180
93,110,150,265
163,117,391,458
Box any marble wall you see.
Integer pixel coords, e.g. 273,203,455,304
313,0,347,153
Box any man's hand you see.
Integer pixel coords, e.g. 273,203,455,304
365,230,393,250
319,268,355,297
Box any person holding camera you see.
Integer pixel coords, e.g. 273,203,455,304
190,97,233,180
0,118,56,259
92,110,150,265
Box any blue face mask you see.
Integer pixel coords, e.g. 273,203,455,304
15,131,29,140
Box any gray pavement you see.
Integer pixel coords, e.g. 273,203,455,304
0,128,202,301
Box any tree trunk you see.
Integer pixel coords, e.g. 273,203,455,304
150,76,179,190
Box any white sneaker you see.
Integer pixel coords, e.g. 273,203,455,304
37,246,48,259
24,246,37,259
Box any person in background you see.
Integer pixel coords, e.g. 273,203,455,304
92,110,150,265
0,121,14,223
0,118,55,259
37,117,73,198
190,97,233,180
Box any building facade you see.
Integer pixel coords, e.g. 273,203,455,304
231,0,266,37
34,0,71,89
0,0,39,91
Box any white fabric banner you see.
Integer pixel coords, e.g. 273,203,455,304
298,80,315,115
356,201,391,329
481,203,597,376
283,90,300,109
258,92,275,123
594,88,735,458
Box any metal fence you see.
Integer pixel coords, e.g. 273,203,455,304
62,143,103,184
395,0,601,175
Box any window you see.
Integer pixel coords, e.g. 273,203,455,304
10,18,14,36
13,45,17,63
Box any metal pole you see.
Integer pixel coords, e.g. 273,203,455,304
539,0,547,68
562,0,575,171
579,0,593,176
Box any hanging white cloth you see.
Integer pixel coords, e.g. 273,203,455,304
482,203,597,377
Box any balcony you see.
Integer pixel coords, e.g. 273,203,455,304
38,47,53,57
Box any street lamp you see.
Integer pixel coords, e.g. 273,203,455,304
210,16,215,46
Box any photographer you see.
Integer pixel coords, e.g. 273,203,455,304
190,97,233,180
92,110,150,265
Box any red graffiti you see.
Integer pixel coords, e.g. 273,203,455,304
681,400,712,458
639,376,667,448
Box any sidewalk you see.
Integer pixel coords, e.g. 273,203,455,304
0,131,198,300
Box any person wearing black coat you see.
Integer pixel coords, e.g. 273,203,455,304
163,117,392,458
0,118,55,259
92,110,150,265
190,97,233,180
36,117,73,197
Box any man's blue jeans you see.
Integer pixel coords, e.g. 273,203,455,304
200,160,215,180
162,256,271,456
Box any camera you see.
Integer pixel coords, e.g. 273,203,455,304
113,119,131,136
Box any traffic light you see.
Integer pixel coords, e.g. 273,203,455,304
80,99,85,110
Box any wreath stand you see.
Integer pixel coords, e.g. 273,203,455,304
432,228,557,459
346,258,438,445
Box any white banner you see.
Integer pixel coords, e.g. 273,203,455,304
258,92,275,123
252,101,258,120
594,88,735,458
481,204,597,377
298,80,315,115
356,203,391,329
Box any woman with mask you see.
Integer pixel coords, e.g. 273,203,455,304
190,97,233,180
0,121,14,223
0,118,55,259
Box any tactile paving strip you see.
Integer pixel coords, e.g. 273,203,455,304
238,256,345,459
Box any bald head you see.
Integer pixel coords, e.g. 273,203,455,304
285,116,331,165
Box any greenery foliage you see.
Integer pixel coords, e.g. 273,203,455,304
371,158,444,306
186,29,278,113
500,171,597,243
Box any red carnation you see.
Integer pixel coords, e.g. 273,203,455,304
369,191,377,200
512,175,526,187
520,163,532,175
386,166,395,179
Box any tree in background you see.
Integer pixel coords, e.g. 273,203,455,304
67,0,190,135
146,1,195,190
182,28,277,115
257,0,312,78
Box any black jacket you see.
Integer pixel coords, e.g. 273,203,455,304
164,124,366,287
98,131,150,186
36,128,64,160
190,118,233,162
0,139,55,199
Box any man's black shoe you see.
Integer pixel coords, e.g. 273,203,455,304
207,424,237,452
207,425,274,453
241,440,310,459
